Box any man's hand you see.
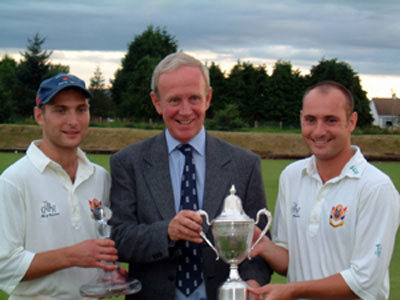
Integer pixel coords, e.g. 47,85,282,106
249,283,294,300
168,210,203,243
249,226,269,259
66,238,118,271
23,238,119,281
246,279,264,300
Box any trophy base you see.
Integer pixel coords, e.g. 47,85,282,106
218,279,252,300
80,270,141,298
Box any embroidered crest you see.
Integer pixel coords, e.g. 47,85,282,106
329,204,348,228
89,198,102,219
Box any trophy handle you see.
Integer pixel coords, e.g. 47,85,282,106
248,208,272,259
197,210,220,260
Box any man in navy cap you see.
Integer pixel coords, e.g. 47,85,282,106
0,73,118,299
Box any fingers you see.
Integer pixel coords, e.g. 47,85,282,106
95,238,118,254
247,280,265,300
249,286,268,296
252,225,263,241
93,238,118,263
168,210,203,243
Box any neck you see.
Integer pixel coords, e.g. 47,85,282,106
38,141,79,182
316,147,355,183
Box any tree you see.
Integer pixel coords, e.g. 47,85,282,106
0,55,18,122
207,62,229,119
225,61,269,126
15,33,69,118
89,66,113,120
206,103,246,131
267,60,307,127
111,25,178,120
308,58,373,127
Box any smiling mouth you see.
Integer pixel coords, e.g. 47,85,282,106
63,131,80,135
177,120,193,125
311,138,331,146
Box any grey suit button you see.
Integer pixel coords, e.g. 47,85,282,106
168,274,175,281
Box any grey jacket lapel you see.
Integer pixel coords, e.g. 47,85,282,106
142,133,176,220
203,134,233,221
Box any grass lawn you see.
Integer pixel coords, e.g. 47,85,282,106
0,153,399,299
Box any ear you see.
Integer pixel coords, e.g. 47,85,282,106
299,110,304,127
34,107,44,126
150,91,163,115
205,87,213,111
348,112,358,132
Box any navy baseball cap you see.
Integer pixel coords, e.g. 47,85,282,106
35,73,92,107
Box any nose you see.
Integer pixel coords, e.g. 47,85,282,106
313,120,326,137
67,111,79,127
179,99,192,115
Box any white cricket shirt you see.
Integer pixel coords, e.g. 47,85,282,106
273,147,399,300
0,141,111,299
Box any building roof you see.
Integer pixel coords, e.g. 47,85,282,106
371,98,400,116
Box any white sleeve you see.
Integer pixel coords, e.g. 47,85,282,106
272,170,289,249
0,177,35,294
340,180,400,300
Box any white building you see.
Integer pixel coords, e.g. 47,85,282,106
369,94,400,128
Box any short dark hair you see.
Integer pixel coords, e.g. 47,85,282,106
303,81,354,117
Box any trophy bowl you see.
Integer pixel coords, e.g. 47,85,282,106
212,221,254,265
198,185,272,300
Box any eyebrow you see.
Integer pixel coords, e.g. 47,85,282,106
302,113,339,119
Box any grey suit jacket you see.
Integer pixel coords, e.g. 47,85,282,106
110,131,272,300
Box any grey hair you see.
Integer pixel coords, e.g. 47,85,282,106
151,51,210,95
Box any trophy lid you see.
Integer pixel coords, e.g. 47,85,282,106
217,185,252,222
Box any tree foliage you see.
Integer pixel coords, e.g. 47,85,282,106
89,66,113,119
111,25,178,120
14,33,69,119
225,62,269,126
207,62,229,119
0,29,374,129
206,103,246,131
308,58,373,128
266,60,307,126
0,55,18,122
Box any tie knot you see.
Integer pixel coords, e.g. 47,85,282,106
178,144,193,157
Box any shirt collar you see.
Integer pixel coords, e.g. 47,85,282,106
165,127,206,156
27,140,93,175
302,146,367,182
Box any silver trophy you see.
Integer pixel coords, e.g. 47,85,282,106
198,185,272,300
80,205,141,298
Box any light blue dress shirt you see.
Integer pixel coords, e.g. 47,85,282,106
165,127,207,300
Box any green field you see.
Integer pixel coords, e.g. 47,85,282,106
0,153,399,299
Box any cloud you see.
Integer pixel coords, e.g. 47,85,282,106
1,0,400,96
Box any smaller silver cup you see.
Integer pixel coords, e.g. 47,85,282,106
198,185,272,300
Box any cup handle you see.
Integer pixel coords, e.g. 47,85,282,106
197,210,220,260
248,208,272,259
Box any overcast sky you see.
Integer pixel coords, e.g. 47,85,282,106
1,0,400,98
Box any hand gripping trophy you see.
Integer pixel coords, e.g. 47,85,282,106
198,185,272,300
80,200,141,298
